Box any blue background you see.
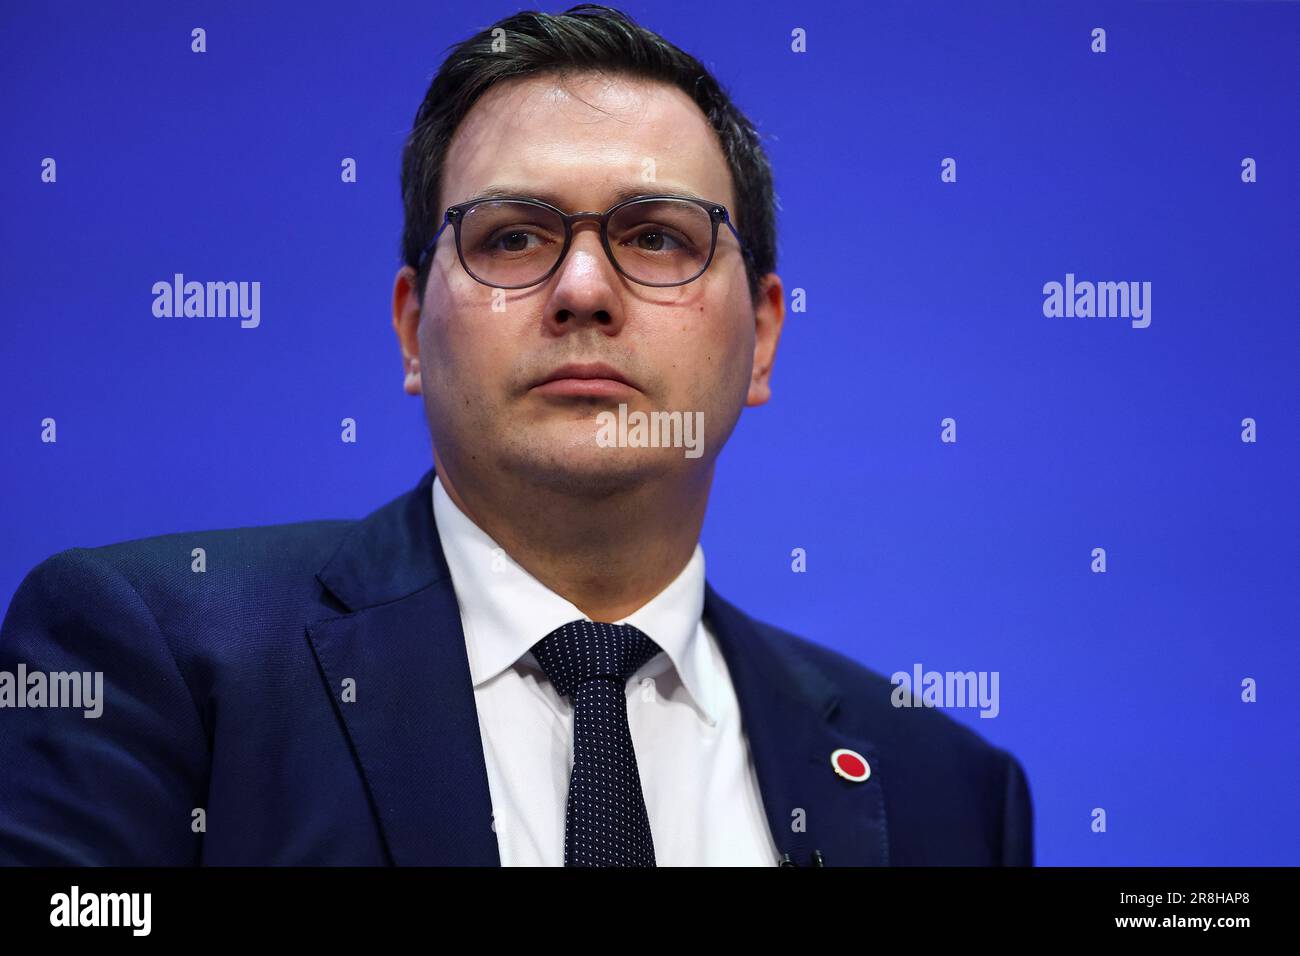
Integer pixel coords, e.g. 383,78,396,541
2,1,1297,865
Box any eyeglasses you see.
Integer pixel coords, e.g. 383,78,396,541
416,193,748,289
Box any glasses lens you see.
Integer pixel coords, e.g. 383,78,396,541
608,198,715,285
455,197,719,287
458,201,565,287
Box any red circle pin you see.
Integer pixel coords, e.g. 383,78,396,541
830,748,871,783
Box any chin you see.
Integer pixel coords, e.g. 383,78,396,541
499,440,682,498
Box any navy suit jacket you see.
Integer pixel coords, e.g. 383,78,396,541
0,467,1033,866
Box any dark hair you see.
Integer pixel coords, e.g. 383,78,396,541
399,3,777,305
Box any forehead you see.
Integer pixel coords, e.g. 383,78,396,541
440,71,736,214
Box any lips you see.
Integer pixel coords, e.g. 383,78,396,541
535,362,634,387
530,362,639,398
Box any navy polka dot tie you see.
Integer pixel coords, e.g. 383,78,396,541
531,619,663,867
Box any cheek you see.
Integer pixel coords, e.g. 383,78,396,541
420,284,497,382
675,293,755,407
707,283,755,362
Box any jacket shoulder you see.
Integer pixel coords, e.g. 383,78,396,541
9,516,359,638
72,516,356,577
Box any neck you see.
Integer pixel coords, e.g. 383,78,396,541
436,457,711,622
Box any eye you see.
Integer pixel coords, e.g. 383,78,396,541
625,227,688,253
483,229,546,254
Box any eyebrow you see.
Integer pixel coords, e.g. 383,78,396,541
466,183,709,208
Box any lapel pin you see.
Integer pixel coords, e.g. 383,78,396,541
830,747,871,783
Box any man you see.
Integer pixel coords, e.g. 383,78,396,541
0,4,1032,866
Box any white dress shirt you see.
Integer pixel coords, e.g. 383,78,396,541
431,475,779,866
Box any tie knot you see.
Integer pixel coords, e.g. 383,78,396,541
531,620,662,699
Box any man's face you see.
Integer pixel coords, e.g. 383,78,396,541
395,70,782,498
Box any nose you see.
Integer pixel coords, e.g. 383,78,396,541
543,221,625,335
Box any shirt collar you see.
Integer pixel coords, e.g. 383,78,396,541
431,474,718,726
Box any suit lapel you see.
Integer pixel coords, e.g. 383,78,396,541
306,467,500,865
705,585,890,866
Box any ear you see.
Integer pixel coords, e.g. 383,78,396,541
746,273,785,407
393,265,423,396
